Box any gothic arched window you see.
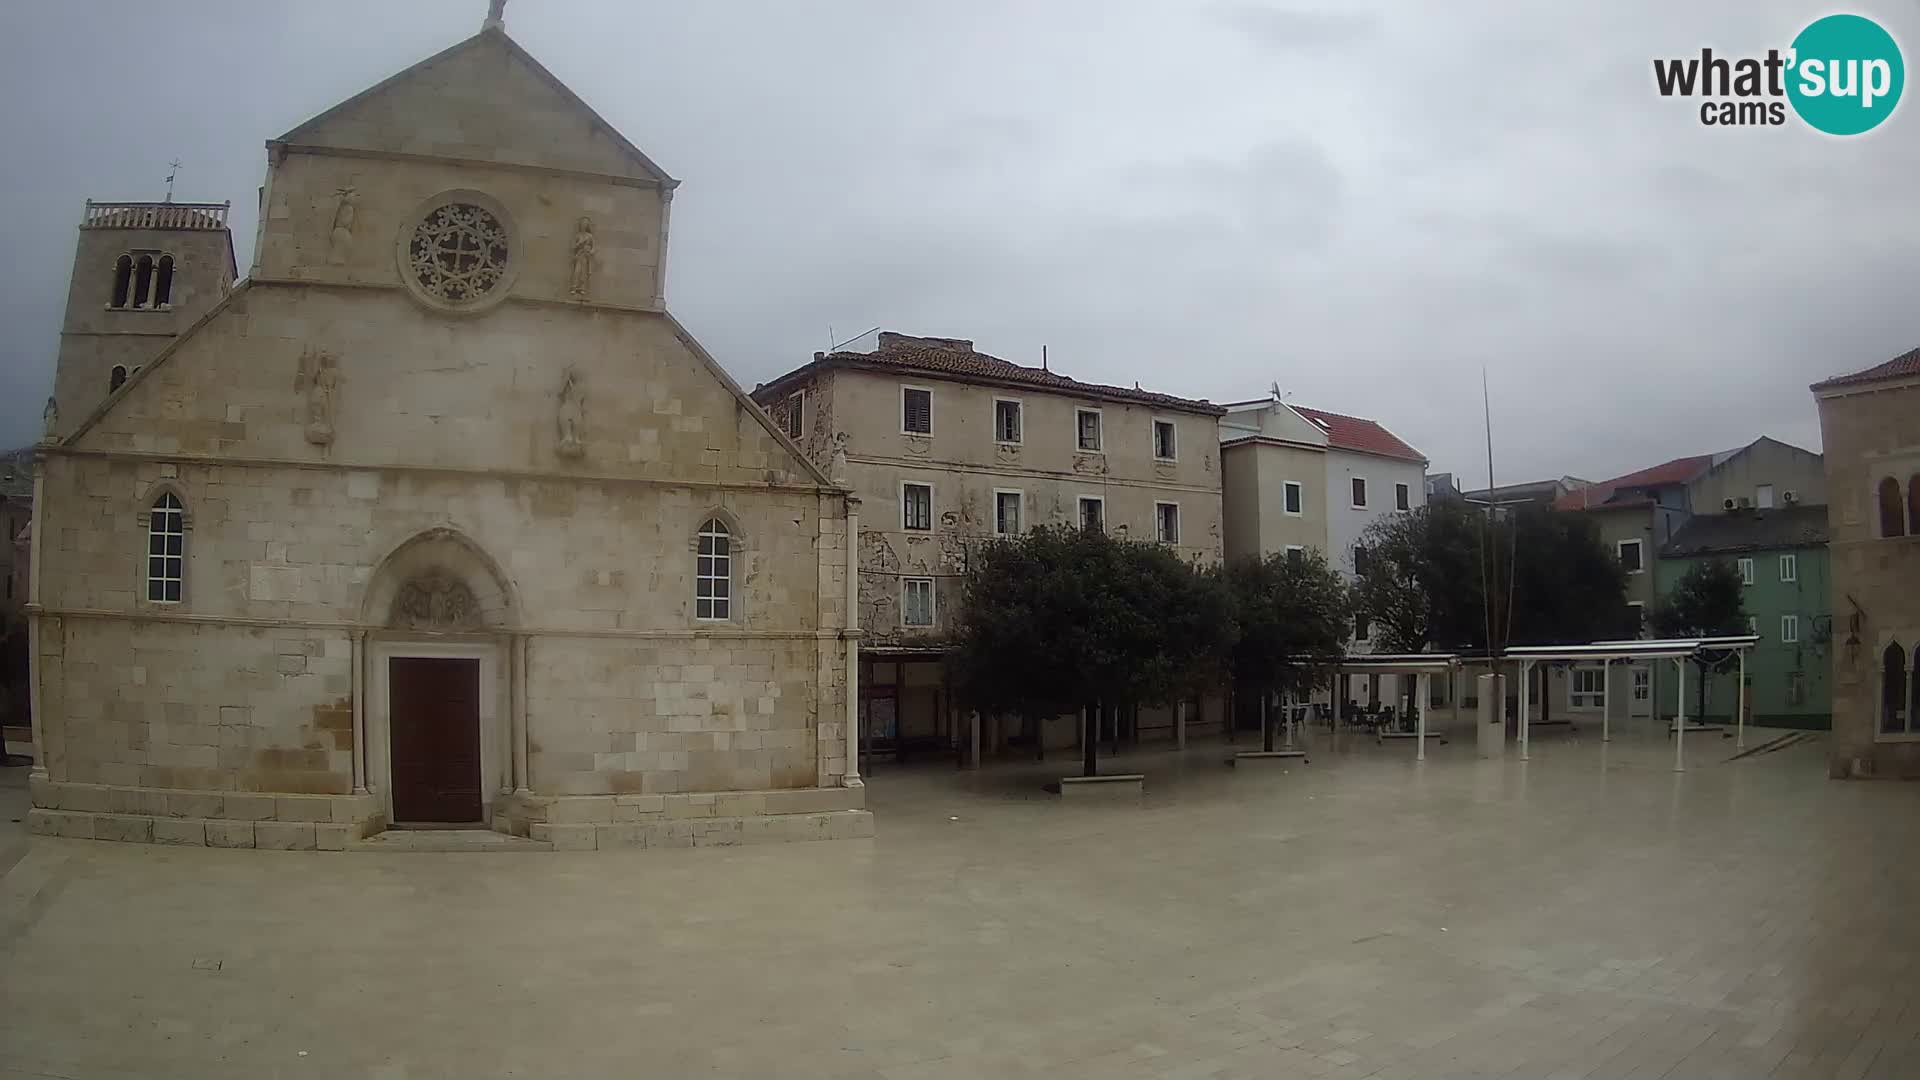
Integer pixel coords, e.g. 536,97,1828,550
146,492,185,603
695,518,731,621
110,254,133,309
1884,641,1910,735
109,365,128,392
1879,476,1906,538
154,254,175,307
1909,477,1920,541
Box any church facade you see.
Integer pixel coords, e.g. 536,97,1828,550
26,20,867,849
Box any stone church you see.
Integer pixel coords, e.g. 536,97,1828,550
26,10,868,849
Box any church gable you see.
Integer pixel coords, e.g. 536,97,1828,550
277,30,674,185
65,285,828,489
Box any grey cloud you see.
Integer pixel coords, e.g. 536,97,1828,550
1212,4,1382,51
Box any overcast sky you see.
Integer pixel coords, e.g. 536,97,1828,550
2,1,1914,483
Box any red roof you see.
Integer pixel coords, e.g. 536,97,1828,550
1288,405,1425,463
1551,454,1714,511
1812,346,1920,390
756,333,1224,414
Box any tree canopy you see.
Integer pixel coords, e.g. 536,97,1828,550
1224,548,1351,749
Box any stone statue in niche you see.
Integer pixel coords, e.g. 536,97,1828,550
391,573,482,632
556,367,586,459
294,347,340,447
327,187,357,265
828,432,849,485
568,217,595,300
40,396,58,442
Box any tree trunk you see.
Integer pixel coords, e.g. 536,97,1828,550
1226,685,1236,744
1261,692,1275,752
1083,702,1097,778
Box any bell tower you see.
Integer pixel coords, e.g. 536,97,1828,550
49,199,237,436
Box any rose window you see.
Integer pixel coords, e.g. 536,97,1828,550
407,203,510,304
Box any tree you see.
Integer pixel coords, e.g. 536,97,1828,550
949,526,1233,777
1506,508,1635,647
1648,558,1748,718
1353,501,1490,654
1225,549,1351,751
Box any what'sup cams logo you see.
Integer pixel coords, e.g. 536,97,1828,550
1654,13,1903,134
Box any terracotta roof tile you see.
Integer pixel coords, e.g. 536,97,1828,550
1812,346,1920,390
1552,454,1715,511
1288,405,1425,463
757,334,1224,414
1662,505,1829,556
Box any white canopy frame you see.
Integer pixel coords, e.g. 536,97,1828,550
1329,654,1461,762
1506,636,1760,771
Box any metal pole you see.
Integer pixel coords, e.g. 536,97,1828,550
1737,649,1747,749
1601,657,1611,744
1520,660,1531,761
1416,672,1428,761
1673,658,1687,773
1175,699,1186,750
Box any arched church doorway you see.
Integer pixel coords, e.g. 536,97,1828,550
361,529,518,826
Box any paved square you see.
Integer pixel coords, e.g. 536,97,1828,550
3,721,1917,1079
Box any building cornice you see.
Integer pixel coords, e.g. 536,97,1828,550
846,453,1222,496
271,142,670,191
29,604,833,641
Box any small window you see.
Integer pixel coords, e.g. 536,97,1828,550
1078,496,1104,532
901,577,935,627
109,365,128,392
1285,545,1304,565
1632,667,1650,701
902,482,932,531
1780,614,1799,643
1353,545,1370,575
1878,476,1905,538
1627,600,1645,632
1737,557,1754,586
110,254,133,309
1786,670,1807,706
1755,483,1774,509
1354,612,1370,641
1779,553,1797,583
1571,667,1604,708
1350,477,1367,508
695,518,732,620
994,399,1022,444
782,391,805,440
1075,408,1103,452
1617,540,1643,574
1882,642,1909,735
1152,419,1176,461
154,254,175,307
146,492,185,603
132,254,155,309
902,387,932,435
1283,481,1303,515
1747,615,1760,637
1155,502,1180,544
1395,482,1410,511
994,490,1022,536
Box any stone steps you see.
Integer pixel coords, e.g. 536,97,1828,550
350,829,552,853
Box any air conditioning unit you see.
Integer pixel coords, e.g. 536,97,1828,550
1782,490,1798,504
1723,497,1737,510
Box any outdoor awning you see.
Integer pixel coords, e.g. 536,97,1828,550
1331,652,1460,674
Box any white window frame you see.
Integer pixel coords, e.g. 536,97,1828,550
1570,666,1605,710
1780,614,1799,643
1395,482,1410,511
1778,553,1797,583
1617,539,1644,575
1283,481,1303,516
1354,611,1370,642
1077,495,1105,533
146,492,186,604
900,384,934,436
992,397,1023,445
900,481,933,532
1632,667,1650,701
1154,501,1181,544
993,488,1023,537
694,517,733,622
1152,417,1177,462
1284,544,1305,563
1748,615,1760,638
782,390,805,440
1755,484,1775,509
1074,407,1104,453
1737,557,1755,586
1786,670,1807,706
900,577,935,628
1350,476,1368,509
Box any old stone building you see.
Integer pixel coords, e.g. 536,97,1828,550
753,332,1226,758
1813,347,1920,778
26,13,867,848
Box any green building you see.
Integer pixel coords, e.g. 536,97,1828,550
1655,506,1831,728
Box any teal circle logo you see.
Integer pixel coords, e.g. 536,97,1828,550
1787,14,1904,134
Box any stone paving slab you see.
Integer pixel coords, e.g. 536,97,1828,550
3,721,1918,1079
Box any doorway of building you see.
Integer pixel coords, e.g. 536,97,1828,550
388,656,483,824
